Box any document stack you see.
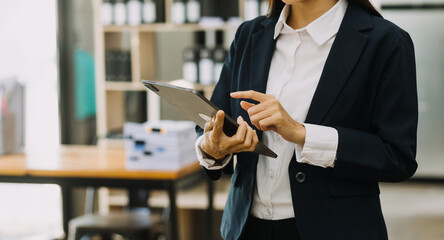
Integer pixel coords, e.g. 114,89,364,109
124,121,197,170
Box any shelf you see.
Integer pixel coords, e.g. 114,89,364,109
94,0,231,142
103,23,239,33
105,81,147,91
105,79,214,93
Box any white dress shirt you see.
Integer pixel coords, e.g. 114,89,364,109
195,0,347,220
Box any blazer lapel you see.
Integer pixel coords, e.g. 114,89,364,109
249,18,278,94
247,18,278,142
305,3,373,124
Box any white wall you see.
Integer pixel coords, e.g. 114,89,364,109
0,0,59,151
0,0,62,238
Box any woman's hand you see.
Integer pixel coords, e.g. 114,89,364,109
200,110,259,161
231,90,306,146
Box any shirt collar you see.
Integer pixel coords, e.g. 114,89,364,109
273,0,348,46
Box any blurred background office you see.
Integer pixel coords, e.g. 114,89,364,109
0,0,443,239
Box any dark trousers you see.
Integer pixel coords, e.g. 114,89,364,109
239,215,300,240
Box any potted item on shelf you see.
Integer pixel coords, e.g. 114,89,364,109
260,0,269,16
127,0,143,26
199,47,214,85
142,0,157,23
186,0,201,23
113,0,127,25
171,0,186,24
244,0,260,21
213,31,227,84
101,0,113,25
183,47,199,84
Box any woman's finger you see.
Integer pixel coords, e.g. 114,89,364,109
204,118,214,133
211,110,225,142
249,107,274,127
240,101,256,111
233,127,257,153
249,130,259,151
233,116,247,144
243,126,254,148
230,90,268,102
245,98,276,116
258,115,278,131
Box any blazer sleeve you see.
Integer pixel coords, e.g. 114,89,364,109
332,30,418,183
195,22,246,180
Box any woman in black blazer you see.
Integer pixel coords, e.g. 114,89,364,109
196,0,418,239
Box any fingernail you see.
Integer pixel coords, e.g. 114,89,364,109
237,116,242,123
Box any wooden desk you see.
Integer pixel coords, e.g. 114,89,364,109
0,145,213,240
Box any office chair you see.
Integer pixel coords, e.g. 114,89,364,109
68,188,166,240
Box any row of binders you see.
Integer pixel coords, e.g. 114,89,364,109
105,50,132,82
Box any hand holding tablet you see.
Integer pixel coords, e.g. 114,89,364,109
142,80,277,158
200,110,260,160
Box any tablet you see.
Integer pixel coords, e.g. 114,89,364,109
142,80,277,158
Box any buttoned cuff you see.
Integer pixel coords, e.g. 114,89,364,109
195,135,232,170
295,123,338,168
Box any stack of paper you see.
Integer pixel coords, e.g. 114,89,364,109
124,121,197,170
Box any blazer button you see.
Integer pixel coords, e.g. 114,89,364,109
295,172,306,183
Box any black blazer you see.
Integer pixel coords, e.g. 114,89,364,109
197,2,418,240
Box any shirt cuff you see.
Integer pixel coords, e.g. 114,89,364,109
295,123,338,168
195,135,232,170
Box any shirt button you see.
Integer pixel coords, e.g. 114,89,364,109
295,172,306,183
270,174,275,179
267,208,272,215
286,67,292,73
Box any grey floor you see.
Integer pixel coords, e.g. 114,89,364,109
381,182,444,240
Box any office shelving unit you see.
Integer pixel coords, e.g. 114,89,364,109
92,0,245,147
